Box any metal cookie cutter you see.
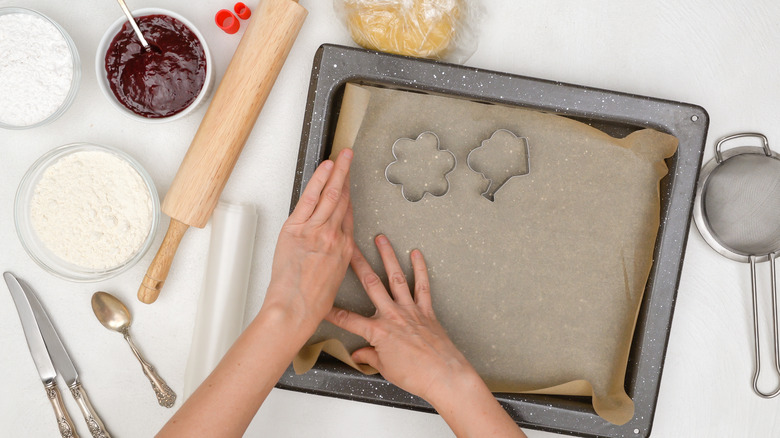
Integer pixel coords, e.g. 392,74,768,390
467,129,530,201
693,132,780,398
385,131,456,202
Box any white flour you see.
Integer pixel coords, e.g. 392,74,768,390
30,150,153,270
0,12,74,126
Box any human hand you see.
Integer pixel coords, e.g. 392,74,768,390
264,149,355,336
325,234,476,404
327,235,527,438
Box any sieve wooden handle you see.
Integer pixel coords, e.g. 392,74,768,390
137,0,307,304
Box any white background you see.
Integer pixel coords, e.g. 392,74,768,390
1,0,779,437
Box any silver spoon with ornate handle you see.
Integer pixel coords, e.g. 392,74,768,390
91,291,176,408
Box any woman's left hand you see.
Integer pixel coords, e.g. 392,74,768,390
264,148,355,335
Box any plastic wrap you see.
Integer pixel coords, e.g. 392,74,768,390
334,0,482,63
182,201,257,399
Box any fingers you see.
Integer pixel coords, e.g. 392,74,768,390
341,198,354,236
351,346,379,369
350,245,394,309
289,159,334,223
326,306,371,339
310,149,353,224
329,168,352,229
375,235,415,305
411,249,433,312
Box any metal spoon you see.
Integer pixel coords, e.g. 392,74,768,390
91,291,176,408
114,0,152,52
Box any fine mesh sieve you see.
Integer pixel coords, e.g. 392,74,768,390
694,133,780,398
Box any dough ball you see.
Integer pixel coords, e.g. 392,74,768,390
343,0,461,59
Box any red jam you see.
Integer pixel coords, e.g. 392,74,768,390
105,15,207,118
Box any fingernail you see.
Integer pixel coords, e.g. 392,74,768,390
322,160,334,170
411,249,421,259
376,234,387,245
341,148,354,159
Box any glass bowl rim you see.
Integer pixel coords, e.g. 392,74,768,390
14,142,160,282
0,7,81,130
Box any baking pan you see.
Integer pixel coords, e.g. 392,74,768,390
279,44,708,438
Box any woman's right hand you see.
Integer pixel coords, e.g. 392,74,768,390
326,234,474,402
326,235,526,438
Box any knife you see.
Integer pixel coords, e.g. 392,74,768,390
4,272,111,438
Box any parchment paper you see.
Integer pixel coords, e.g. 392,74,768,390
294,83,678,425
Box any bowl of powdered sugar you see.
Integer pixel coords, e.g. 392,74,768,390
15,143,160,281
0,8,80,129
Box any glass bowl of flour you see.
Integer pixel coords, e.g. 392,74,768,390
15,143,160,281
0,8,81,129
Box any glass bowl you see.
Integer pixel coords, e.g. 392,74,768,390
15,143,160,282
95,8,214,123
0,7,81,130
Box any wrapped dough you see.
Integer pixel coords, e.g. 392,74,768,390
335,0,481,63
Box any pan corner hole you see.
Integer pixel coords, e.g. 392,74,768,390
691,115,699,122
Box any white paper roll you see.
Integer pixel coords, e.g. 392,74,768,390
183,201,257,399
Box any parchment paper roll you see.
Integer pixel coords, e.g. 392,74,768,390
183,201,257,399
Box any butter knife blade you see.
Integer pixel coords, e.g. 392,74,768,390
3,272,57,384
3,272,79,438
15,275,112,438
18,276,80,386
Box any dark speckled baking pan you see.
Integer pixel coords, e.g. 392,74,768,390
279,44,708,438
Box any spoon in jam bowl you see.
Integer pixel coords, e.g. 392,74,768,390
115,0,155,52
91,291,176,407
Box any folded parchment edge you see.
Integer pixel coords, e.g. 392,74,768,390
330,83,371,159
292,337,636,425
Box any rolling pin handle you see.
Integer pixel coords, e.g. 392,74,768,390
138,219,190,304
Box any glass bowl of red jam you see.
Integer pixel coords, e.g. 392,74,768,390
95,8,214,123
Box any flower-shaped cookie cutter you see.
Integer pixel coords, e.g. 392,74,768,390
467,129,530,201
384,131,457,202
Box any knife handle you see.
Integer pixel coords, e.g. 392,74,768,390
45,381,80,438
69,382,111,438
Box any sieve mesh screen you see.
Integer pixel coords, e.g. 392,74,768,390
703,153,780,255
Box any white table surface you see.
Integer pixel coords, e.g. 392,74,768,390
2,0,780,436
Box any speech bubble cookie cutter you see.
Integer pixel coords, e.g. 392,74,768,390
467,129,530,202
385,131,457,202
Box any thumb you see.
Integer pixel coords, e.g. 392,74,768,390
351,346,379,369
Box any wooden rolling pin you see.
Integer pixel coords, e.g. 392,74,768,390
138,0,307,304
